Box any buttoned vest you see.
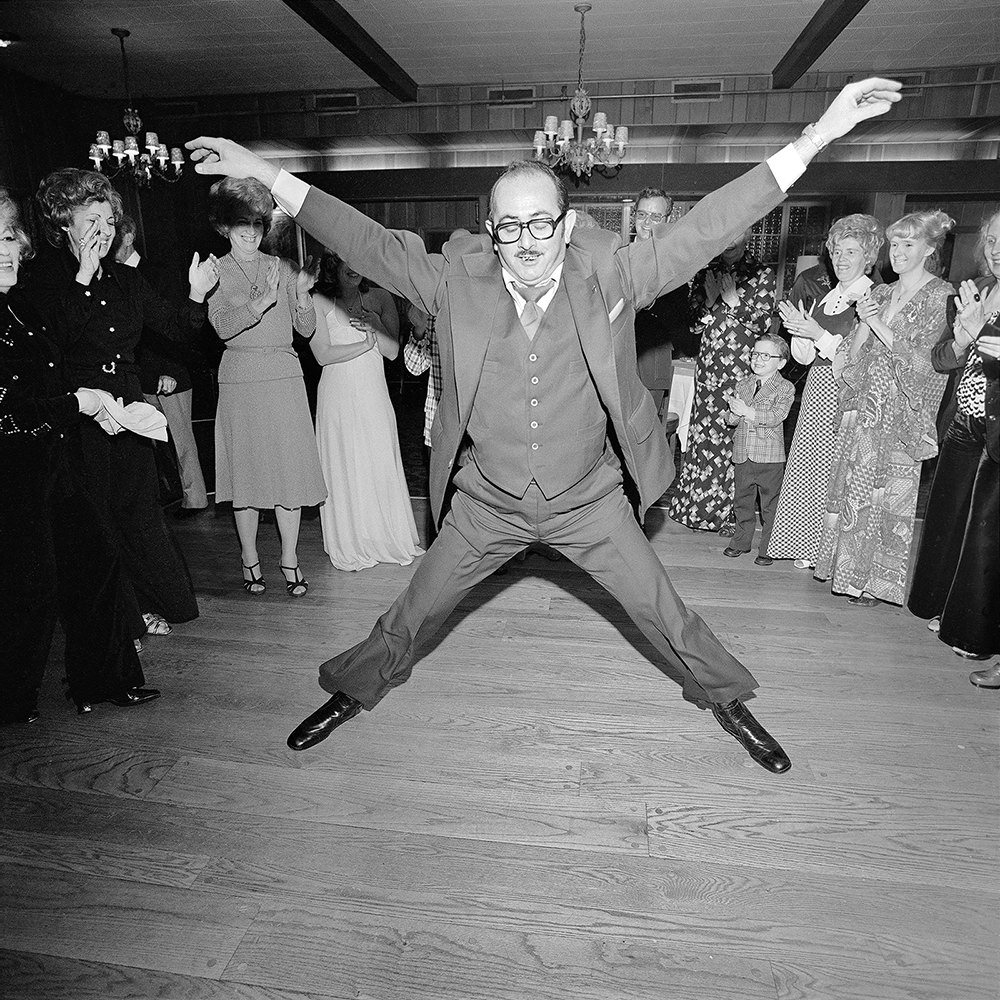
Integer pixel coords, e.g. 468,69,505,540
467,281,608,498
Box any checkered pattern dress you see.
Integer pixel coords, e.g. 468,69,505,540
666,253,776,530
767,270,859,561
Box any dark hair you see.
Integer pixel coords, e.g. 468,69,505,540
488,160,568,219
314,251,370,298
35,168,123,248
635,187,673,215
208,176,273,237
0,187,34,261
886,210,955,275
756,334,790,361
116,212,137,240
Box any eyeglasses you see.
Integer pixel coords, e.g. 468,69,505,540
750,351,782,360
491,212,567,244
634,210,667,224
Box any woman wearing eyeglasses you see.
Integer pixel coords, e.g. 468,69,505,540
769,215,884,568
814,210,953,607
667,232,777,533
311,253,421,571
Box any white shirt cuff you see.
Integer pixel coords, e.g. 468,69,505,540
271,169,310,217
815,330,843,360
766,144,806,192
791,336,817,365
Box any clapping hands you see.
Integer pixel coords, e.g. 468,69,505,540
778,299,823,340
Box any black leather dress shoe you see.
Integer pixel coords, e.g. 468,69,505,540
723,547,745,558
287,691,362,751
754,555,773,566
711,700,791,773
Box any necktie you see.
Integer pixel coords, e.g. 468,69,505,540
513,281,552,340
753,378,762,398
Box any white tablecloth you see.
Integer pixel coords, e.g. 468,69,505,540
667,359,696,451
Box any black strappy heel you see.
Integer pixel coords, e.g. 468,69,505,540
242,562,266,594
280,564,308,596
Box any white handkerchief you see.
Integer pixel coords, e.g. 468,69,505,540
88,389,169,441
607,298,625,323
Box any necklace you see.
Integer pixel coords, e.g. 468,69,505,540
231,253,262,297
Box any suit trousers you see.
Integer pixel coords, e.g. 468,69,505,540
319,468,758,709
144,389,209,509
730,460,785,556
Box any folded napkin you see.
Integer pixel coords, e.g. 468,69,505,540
88,388,169,441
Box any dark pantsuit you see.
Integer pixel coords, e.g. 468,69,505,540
730,460,785,556
908,413,999,656
320,467,758,710
74,420,198,634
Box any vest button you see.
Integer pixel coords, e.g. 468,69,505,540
530,399,538,406
530,421,538,429
529,353,537,362
531,443,539,450
531,376,538,384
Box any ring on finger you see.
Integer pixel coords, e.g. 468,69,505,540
974,293,981,302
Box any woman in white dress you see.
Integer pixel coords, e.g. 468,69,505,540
311,255,422,571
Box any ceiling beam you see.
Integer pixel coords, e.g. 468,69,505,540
279,0,418,102
772,0,873,89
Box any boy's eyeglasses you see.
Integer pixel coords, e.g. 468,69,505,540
750,351,782,360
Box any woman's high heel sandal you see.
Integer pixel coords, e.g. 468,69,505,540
280,564,308,597
242,562,266,595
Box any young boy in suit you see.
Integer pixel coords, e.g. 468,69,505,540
722,335,795,565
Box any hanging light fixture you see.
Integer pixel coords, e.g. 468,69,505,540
531,4,628,179
87,28,184,185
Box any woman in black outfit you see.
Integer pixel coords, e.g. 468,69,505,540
27,169,219,642
908,207,1000,679
0,188,158,720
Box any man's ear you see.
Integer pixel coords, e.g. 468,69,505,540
563,209,577,242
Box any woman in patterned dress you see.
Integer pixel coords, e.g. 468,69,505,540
666,233,776,532
907,208,1000,671
207,177,327,596
769,215,884,567
814,211,954,607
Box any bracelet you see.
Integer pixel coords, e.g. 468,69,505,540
801,123,829,154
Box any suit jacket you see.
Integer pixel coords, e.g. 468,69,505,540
932,274,1000,462
295,163,786,523
724,371,795,463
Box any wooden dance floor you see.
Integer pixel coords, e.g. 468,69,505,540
1,504,997,999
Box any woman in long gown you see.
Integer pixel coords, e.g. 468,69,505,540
311,255,421,571
769,215,884,567
908,208,1000,669
666,233,776,532
814,211,953,607
207,177,327,596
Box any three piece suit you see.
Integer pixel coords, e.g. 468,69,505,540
276,160,790,710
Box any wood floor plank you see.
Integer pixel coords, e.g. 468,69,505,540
0,828,210,889
222,900,777,1000
646,775,1000,891
0,950,332,1000
143,756,648,853
0,867,258,978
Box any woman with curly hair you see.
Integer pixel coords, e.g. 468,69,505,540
814,210,954,607
770,214,883,567
207,176,326,596
1,188,159,720
908,208,1000,674
28,168,218,644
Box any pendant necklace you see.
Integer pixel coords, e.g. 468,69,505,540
232,253,262,297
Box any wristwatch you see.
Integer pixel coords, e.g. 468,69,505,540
801,123,829,154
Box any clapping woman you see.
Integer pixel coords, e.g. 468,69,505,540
30,169,217,643
1,188,157,720
814,211,953,607
207,177,326,595
770,215,883,567
908,208,1000,675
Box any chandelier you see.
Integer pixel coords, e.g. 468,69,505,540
531,4,628,178
87,29,184,185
